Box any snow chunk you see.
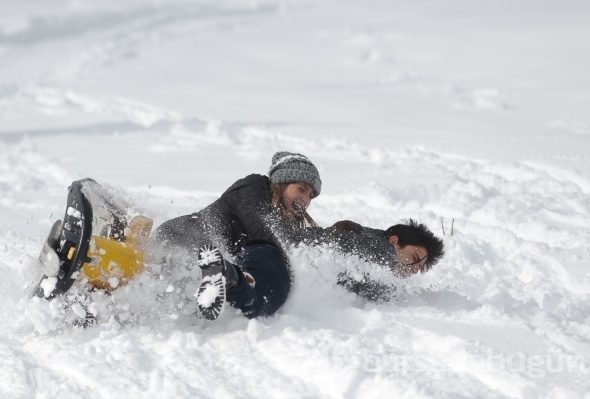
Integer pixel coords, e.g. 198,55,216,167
66,206,82,218
195,283,220,308
39,276,57,298
70,303,87,319
108,277,120,289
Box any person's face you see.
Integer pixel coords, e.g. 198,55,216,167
283,183,315,215
389,235,428,275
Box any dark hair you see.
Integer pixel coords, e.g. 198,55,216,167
385,219,444,271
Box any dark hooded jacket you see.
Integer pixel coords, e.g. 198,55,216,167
296,221,398,269
152,173,303,318
153,174,294,257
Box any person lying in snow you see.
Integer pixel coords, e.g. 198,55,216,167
312,219,445,302
152,151,322,320
153,150,444,320
35,151,443,324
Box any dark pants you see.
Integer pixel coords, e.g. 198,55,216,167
227,244,292,318
152,217,291,318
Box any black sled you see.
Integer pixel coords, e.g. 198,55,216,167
32,178,128,299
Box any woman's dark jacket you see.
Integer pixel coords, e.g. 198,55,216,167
153,174,290,257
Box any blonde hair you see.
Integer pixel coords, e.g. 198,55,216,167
271,183,318,228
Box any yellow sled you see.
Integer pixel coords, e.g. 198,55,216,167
82,216,153,290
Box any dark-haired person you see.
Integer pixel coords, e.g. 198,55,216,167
153,151,321,320
315,219,444,301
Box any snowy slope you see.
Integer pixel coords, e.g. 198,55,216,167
1,0,589,398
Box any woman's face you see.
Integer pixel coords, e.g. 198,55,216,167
283,183,315,215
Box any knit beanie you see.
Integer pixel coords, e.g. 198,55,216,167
268,151,322,196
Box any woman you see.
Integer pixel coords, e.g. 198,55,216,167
153,151,321,320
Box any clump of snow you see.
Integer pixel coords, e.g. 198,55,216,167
39,276,57,298
66,206,82,218
108,276,120,289
195,282,221,308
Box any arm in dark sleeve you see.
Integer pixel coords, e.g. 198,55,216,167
325,221,392,261
329,220,363,233
337,272,397,302
281,226,326,246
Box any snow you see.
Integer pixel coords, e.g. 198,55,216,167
39,276,57,299
195,280,222,308
66,206,82,218
108,277,120,289
1,0,590,398
197,247,222,267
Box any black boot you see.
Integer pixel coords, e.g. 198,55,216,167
195,245,239,320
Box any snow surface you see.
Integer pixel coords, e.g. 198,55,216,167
1,0,590,398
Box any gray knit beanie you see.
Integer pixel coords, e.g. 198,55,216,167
268,151,322,196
